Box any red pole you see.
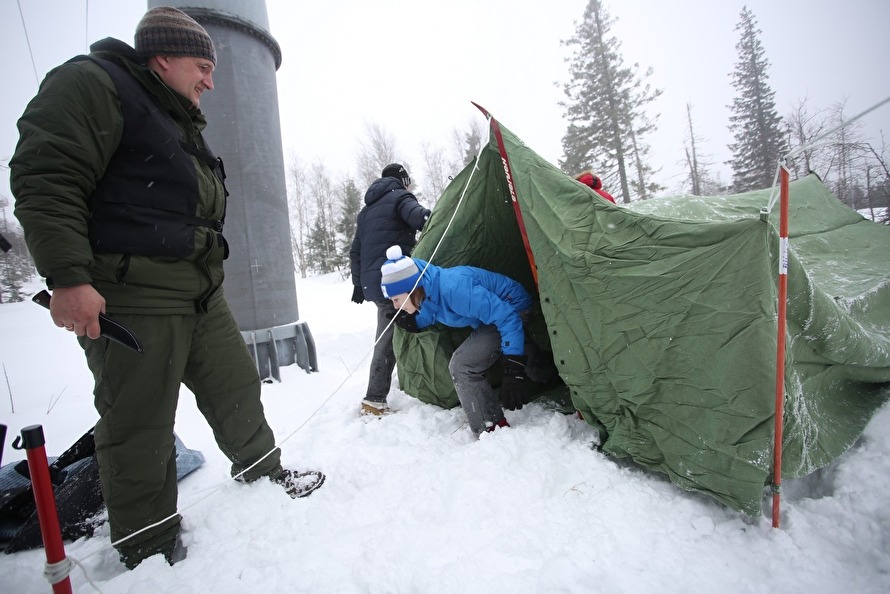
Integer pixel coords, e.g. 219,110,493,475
772,167,790,528
17,425,73,593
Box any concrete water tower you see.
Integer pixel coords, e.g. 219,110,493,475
148,0,316,380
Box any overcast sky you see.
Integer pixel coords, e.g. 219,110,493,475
2,0,888,204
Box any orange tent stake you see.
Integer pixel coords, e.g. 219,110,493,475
771,166,790,528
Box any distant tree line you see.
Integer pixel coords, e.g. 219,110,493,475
289,1,886,275
3,2,886,290
286,120,485,278
559,0,888,220
0,193,35,303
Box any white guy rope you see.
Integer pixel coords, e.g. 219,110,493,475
71,124,493,572
765,95,890,214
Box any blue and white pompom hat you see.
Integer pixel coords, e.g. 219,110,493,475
381,245,422,298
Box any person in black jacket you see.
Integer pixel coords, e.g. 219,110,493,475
349,164,430,415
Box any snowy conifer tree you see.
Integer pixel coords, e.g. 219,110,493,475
560,0,662,202
727,6,786,192
334,178,362,277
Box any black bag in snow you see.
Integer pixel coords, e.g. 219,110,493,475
0,427,204,553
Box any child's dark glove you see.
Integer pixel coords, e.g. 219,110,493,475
393,310,420,333
500,354,528,410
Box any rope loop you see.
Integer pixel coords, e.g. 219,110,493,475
43,557,73,584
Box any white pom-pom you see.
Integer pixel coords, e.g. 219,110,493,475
386,245,403,260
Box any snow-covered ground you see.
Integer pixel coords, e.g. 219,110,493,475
2,272,889,593
859,206,887,223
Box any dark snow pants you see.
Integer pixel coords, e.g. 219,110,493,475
449,324,505,434
366,300,398,400
79,297,281,567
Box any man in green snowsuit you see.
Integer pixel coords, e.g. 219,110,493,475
10,7,324,568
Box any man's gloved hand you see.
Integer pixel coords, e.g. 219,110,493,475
351,286,364,304
500,354,528,410
392,309,421,333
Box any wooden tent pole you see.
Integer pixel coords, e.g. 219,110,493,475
772,166,790,528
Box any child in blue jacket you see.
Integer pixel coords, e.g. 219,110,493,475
380,245,532,435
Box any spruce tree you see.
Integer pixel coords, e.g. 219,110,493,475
461,123,484,166
560,0,662,202
335,178,362,277
727,6,786,192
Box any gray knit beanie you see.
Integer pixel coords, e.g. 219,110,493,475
135,6,217,65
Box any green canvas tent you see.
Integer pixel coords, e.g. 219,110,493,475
393,112,890,516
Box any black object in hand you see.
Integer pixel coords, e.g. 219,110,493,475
393,310,420,333
500,354,528,410
351,286,365,304
32,290,144,353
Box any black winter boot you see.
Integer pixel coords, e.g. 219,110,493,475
270,468,326,498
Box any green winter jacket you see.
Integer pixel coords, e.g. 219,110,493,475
11,38,227,315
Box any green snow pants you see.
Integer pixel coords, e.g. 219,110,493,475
79,297,282,567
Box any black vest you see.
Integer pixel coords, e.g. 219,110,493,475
84,57,225,257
